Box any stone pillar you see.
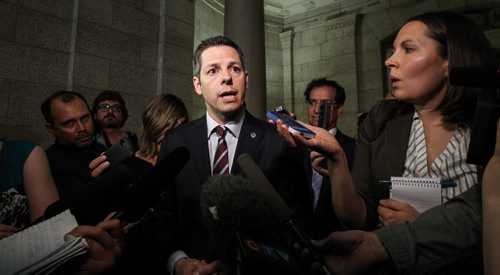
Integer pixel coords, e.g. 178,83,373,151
224,0,266,118
279,30,294,112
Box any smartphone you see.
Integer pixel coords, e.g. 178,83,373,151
104,138,134,169
318,101,331,129
274,105,290,115
266,111,315,138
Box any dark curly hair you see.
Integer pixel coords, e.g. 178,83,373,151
303,77,346,105
92,90,129,127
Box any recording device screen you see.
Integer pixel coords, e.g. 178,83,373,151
267,111,315,138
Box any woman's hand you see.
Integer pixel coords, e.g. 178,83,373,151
377,199,420,226
275,119,344,160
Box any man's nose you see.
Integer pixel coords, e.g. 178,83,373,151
76,121,86,132
221,69,233,85
313,103,321,113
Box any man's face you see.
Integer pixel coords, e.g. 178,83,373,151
307,86,343,130
46,98,94,148
193,45,248,124
94,100,123,129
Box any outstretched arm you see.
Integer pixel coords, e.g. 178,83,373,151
23,145,59,221
275,119,367,229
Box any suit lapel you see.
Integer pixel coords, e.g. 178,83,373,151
385,112,413,177
232,112,263,174
189,116,211,180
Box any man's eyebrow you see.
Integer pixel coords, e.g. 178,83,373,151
61,118,76,125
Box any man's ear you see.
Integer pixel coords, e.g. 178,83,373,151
443,59,449,77
45,123,54,135
193,76,202,95
245,71,249,89
337,105,344,116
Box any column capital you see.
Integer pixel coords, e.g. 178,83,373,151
279,29,294,49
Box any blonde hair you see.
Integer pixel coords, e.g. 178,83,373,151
137,94,188,158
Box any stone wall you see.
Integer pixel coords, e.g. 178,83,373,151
1,0,499,146
0,0,195,148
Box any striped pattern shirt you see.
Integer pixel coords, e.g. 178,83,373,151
402,112,478,202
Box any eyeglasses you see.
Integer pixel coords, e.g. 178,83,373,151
306,99,341,108
97,104,122,113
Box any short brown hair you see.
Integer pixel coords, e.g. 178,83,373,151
192,36,245,78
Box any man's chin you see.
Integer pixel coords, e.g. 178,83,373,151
100,122,121,129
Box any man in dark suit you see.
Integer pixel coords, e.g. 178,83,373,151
302,78,356,239
41,91,107,197
155,36,308,275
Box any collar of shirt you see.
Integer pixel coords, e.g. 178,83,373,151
206,110,245,174
206,110,245,139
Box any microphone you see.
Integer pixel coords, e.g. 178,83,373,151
237,154,332,275
200,174,302,274
44,146,190,225
449,67,500,88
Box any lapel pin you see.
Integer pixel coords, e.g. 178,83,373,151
250,132,256,139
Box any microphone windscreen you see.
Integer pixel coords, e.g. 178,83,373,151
200,175,281,257
236,154,294,223
449,67,500,88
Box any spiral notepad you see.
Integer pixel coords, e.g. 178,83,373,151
0,210,87,274
389,177,442,213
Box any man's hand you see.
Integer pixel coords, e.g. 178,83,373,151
66,218,124,274
310,151,329,176
312,230,389,274
89,154,110,177
174,257,222,275
377,199,420,226
0,224,17,239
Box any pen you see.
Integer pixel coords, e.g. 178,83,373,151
379,179,457,188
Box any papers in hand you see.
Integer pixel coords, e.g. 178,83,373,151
389,177,443,213
0,210,88,274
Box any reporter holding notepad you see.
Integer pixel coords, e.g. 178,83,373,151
275,11,496,229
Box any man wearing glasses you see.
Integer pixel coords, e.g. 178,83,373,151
302,77,356,239
91,90,138,150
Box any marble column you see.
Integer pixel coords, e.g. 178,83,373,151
279,30,294,112
224,0,267,118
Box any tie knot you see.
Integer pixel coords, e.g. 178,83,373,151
215,126,226,139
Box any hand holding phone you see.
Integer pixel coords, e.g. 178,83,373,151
267,111,315,138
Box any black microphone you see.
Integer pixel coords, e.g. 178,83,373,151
449,67,500,88
44,146,190,225
237,154,332,275
200,174,302,274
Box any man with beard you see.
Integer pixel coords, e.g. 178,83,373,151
41,91,107,196
91,91,138,150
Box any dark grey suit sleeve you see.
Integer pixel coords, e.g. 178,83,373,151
374,183,482,274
